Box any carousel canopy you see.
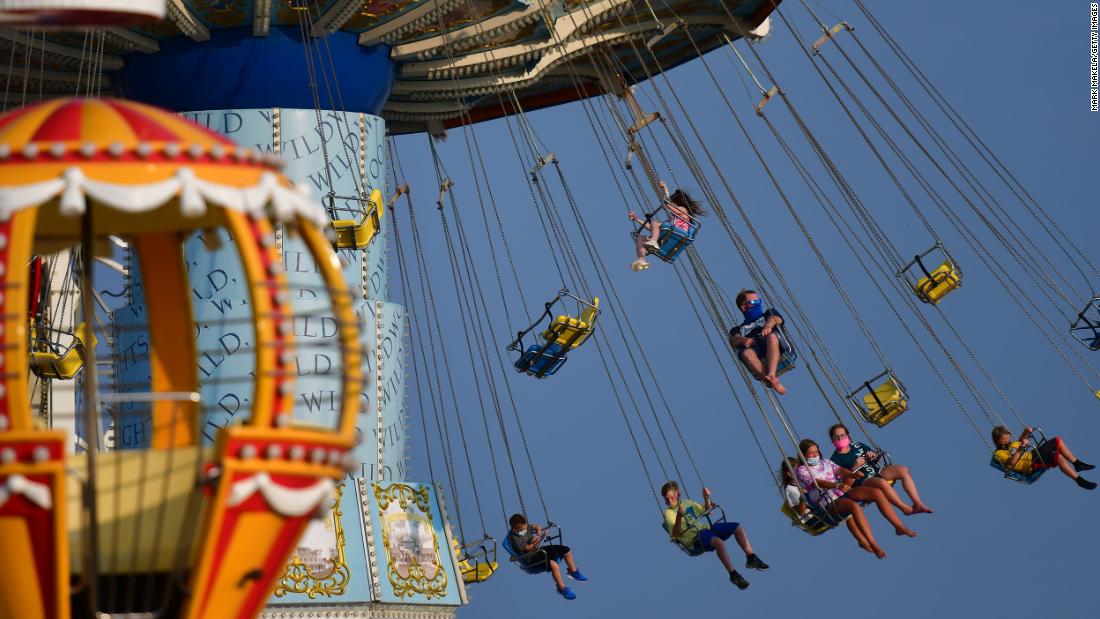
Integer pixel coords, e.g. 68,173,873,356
0,0,777,133
0,97,324,239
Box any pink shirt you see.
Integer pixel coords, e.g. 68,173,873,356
796,460,845,507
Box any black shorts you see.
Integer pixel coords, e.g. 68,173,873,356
522,544,570,571
1033,437,1063,470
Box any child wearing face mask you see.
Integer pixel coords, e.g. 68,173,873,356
728,289,789,395
828,423,933,514
992,425,1095,489
796,438,917,542
507,514,588,600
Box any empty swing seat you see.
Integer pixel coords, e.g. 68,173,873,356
541,297,600,349
1070,296,1100,351
450,537,497,584
849,372,908,428
515,342,568,378
29,322,95,380
510,290,599,379
861,380,908,427
901,244,962,305
913,260,961,304
331,189,384,249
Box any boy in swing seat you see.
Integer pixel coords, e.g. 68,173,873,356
661,481,769,590
507,514,588,600
992,426,1095,489
728,289,789,395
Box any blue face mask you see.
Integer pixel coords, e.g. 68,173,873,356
742,298,764,322
805,457,820,466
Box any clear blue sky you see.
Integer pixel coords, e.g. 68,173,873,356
391,2,1100,616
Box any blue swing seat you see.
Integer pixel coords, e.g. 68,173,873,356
990,457,1046,484
514,342,568,378
645,222,697,263
503,533,562,575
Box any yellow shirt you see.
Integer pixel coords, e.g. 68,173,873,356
993,441,1033,473
663,499,708,547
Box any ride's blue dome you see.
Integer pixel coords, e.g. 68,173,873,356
113,26,395,114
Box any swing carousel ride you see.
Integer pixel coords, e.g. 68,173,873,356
0,0,1095,617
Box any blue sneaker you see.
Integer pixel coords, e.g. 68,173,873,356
557,586,576,600
567,569,588,582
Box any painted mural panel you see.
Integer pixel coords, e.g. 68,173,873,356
364,481,464,606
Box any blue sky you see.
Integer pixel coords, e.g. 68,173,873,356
391,2,1100,617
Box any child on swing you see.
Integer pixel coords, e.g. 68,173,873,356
627,180,705,271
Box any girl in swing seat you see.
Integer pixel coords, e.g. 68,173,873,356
627,181,704,271
781,457,879,556
796,439,916,551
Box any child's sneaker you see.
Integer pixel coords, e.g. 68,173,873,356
644,238,661,250
557,586,577,600
745,554,769,571
567,569,588,582
728,570,749,590
631,258,650,272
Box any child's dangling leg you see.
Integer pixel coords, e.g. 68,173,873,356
645,220,661,250
632,234,651,271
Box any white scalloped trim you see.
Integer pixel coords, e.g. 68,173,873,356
0,473,53,510
226,471,335,517
0,166,326,225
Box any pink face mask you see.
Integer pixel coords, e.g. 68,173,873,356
832,436,851,450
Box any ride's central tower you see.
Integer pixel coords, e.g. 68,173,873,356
106,24,468,617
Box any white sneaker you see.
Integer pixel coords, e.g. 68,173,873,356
631,258,650,272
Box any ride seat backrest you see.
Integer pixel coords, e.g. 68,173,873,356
542,298,599,348
862,379,908,427
914,260,961,304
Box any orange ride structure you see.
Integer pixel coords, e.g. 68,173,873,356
0,97,361,619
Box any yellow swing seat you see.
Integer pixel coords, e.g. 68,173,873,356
780,503,835,537
861,379,908,427
331,189,384,250
542,297,600,349
913,260,961,304
29,322,96,380
450,537,497,584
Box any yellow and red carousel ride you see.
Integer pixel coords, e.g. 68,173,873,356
0,97,361,619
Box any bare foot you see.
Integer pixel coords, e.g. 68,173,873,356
900,505,915,516
858,542,875,555
895,527,917,538
912,504,934,514
873,546,887,559
764,374,788,395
